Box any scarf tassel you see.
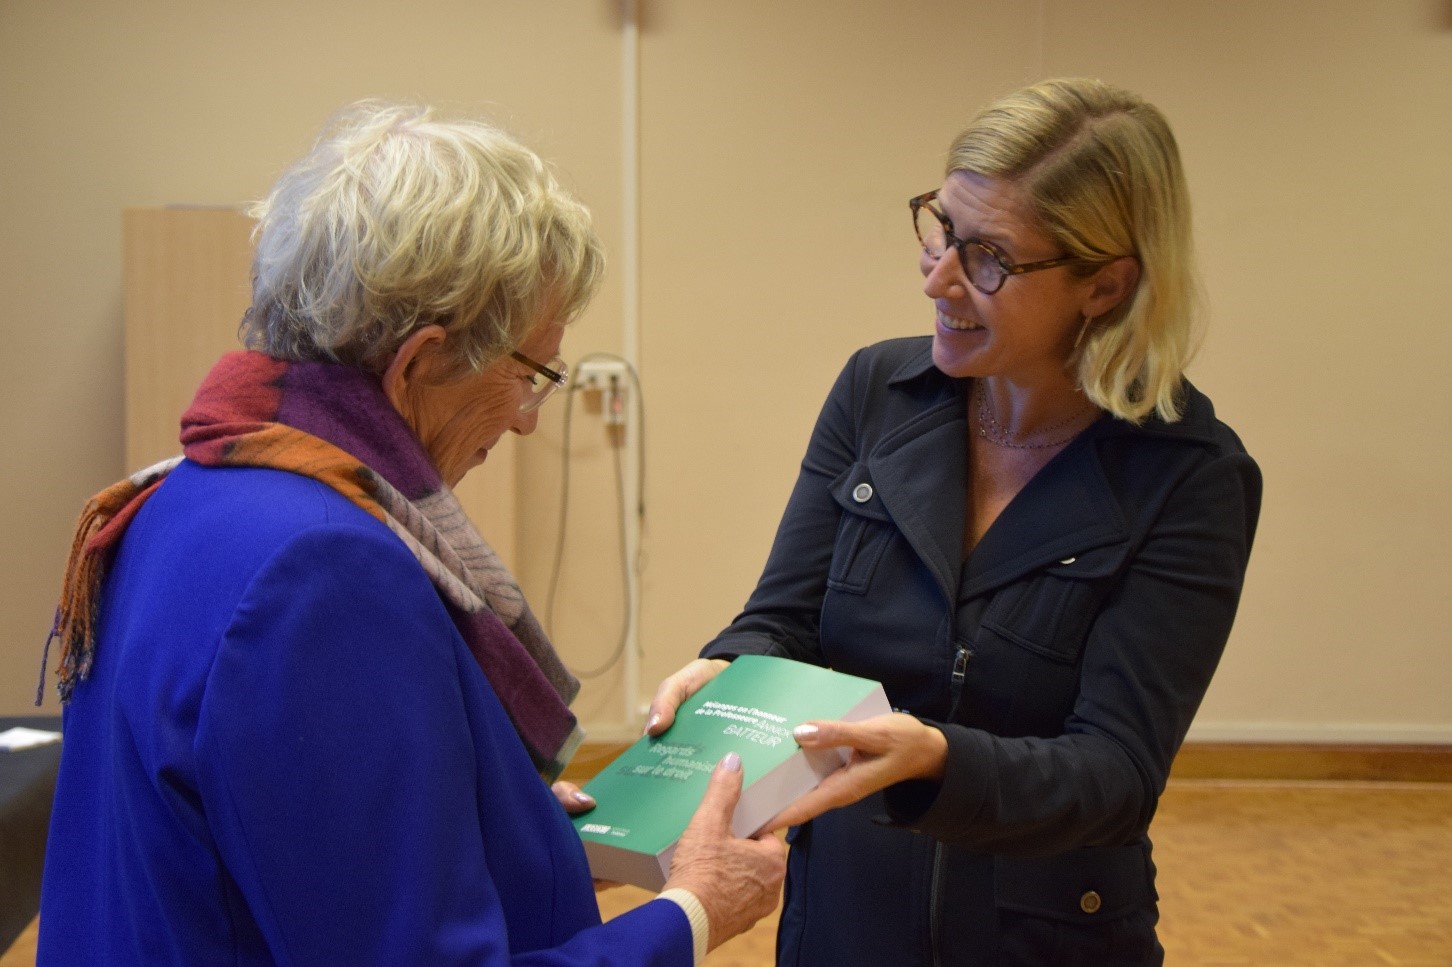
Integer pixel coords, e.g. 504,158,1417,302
41,354,580,779
39,477,163,704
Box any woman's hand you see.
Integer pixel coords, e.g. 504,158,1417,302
664,752,787,952
550,781,621,892
551,779,597,815
643,658,730,737
764,713,948,831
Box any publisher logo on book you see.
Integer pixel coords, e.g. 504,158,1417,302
581,823,630,838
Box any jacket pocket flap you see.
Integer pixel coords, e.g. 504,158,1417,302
994,844,1157,923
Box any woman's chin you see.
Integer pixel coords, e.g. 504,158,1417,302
932,331,988,378
439,451,488,489
462,448,490,478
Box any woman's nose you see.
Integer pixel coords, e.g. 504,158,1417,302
921,248,968,300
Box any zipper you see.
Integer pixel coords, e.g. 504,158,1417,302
947,645,970,719
930,645,970,967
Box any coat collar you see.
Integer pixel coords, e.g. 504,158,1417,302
869,342,1219,601
883,344,1222,448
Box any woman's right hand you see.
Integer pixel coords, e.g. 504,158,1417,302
663,752,786,952
643,658,729,736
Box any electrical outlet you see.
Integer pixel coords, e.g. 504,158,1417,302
575,359,631,426
575,359,630,392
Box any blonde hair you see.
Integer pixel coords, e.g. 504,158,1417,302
243,100,604,378
948,78,1198,423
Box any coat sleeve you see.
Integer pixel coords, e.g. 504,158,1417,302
885,448,1263,855
195,522,692,967
700,351,865,666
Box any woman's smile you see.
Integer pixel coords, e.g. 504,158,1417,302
935,306,984,332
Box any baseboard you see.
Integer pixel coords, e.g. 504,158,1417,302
1185,722,1452,744
563,740,1452,785
1171,742,1452,783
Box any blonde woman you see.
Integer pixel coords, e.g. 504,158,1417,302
646,78,1261,966
39,102,782,966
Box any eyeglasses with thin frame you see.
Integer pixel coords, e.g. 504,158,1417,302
910,190,1080,295
510,351,569,412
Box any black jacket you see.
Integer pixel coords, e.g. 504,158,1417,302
703,337,1262,966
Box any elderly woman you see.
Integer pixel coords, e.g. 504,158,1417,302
38,102,782,966
645,79,1262,965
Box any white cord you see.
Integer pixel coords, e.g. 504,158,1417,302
619,0,643,726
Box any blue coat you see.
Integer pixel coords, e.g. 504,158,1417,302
40,461,691,966
703,337,1262,966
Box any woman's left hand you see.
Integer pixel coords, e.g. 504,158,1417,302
551,779,597,815
765,713,948,832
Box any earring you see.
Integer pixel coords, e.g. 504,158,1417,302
1072,313,1095,352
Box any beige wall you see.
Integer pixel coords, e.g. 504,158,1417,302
3,1,1449,743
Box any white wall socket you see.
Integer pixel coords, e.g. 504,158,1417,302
575,359,630,392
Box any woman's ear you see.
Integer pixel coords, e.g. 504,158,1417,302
382,325,448,413
1084,256,1141,320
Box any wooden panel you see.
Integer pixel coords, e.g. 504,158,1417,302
121,207,516,570
123,207,255,471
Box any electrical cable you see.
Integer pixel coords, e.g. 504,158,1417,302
547,351,647,680
568,420,630,679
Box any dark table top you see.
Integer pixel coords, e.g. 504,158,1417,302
0,716,62,799
0,715,63,953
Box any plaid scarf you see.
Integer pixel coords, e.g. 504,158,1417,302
43,351,583,781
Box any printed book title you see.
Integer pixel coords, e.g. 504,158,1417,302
619,701,790,783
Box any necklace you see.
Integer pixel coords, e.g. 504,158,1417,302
974,382,1098,451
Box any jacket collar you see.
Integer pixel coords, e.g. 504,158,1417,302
886,342,1221,446
871,342,1218,600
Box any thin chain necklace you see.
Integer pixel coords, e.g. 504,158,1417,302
974,381,1098,451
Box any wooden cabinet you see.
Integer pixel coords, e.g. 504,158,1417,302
123,207,255,472
122,207,517,568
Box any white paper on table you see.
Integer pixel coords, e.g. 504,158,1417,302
0,726,62,751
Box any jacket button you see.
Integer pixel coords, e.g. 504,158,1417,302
1079,890,1102,914
852,483,874,503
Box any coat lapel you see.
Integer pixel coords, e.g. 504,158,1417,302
959,381,1224,598
862,357,1133,605
867,396,967,605
961,423,1130,599
859,347,1210,606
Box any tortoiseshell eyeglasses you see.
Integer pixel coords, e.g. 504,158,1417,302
910,190,1080,295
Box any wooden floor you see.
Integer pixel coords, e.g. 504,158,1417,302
6,779,1451,966
600,779,1452,967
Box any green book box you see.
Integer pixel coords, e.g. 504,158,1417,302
571,655,890,890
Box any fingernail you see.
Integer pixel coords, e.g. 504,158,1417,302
572,791,595,805
644,714,660,735
721,751,742,773
793,724,819,741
